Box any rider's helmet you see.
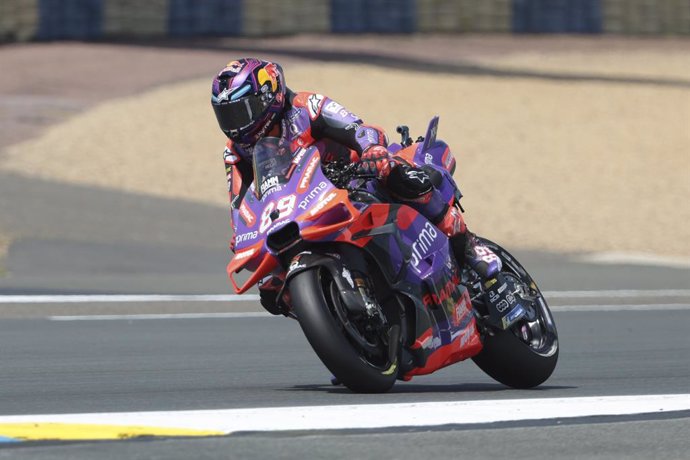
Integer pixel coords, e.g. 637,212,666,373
211,58,286,146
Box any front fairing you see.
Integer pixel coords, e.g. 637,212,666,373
228,139,360,292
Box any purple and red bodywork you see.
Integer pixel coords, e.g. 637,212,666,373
226,117,483,380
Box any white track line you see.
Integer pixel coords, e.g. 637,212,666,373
47,303,690,321
1,395,688,433
542,289,690,298
550,303,690,312
0,294,259,304
49,312,272,321
577,252,690,269
1,290,688,304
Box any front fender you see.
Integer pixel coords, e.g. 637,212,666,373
285,251,367,315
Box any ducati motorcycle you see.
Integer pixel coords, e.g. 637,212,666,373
227,117,558,393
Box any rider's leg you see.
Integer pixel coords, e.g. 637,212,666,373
386,164,501,279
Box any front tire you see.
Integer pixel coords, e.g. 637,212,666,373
290,268,398,393
471,239,559,389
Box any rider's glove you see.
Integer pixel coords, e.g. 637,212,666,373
358,145,396,180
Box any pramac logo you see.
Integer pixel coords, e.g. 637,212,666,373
239,202,256,227
297,153,320,193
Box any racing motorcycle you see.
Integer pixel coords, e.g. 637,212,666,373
227,117,558,393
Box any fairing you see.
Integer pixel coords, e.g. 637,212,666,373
226,118,482,377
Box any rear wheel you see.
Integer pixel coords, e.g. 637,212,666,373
290,267,398,393
471,239,559,389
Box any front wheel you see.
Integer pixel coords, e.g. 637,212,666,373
471,238,559,389
290,268,398,393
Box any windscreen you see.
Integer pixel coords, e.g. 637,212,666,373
252,137,293,199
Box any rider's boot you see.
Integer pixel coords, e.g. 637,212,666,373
386,163,502,279
436,205,502,280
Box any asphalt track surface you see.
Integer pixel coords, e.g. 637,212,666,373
1,170,689,459
1,299,690,458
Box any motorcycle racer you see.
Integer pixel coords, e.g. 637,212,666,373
211,58,501,313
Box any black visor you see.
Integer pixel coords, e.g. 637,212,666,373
213,94,269,136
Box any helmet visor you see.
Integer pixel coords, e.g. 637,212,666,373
213,94,267,136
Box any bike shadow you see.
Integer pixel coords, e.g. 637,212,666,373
286,382,576,395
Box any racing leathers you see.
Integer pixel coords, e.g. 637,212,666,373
223,89,498,314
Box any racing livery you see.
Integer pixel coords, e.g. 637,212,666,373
224,118,559,393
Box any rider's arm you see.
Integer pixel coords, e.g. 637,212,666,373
295,93,388,159
313,96,397,179
223,141,253,252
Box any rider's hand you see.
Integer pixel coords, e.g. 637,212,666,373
358,145,396,180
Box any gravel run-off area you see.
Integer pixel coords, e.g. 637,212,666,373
1,38,689,259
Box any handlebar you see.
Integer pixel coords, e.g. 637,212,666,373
322,161,377,189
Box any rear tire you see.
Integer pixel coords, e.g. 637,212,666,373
471,239,559,389
290,268,397,393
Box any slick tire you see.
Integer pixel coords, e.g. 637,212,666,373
471,238,559,389
290,268,397,394
471,329,558,389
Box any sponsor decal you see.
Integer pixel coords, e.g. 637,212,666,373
424,152,434,165
215,87,231,103
291,147,308,165
324,100,342,114
502,304,526,329
286,109,302,136
239,202,256,226
341,267,355,289
235,231,258,244
442,148,453,168
309,191,337,217
234,247,256,260
223,147,239,164
429,124,438,142
488,282,516,314
298,181,328,210
231,194,241,209
288,259,306,273
496,299,510,313
266,219,290,233
298,154,320,193
453,322,475,347
258,64,278,93
307,94,324,119
421,336,443,350
422,274,460,307
365,128,379,144
262,184,282,199
410,222,439,266
452,294,471,327
406,170,428,185
260,176,280,195
323,100,351,119
223,60,244,73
